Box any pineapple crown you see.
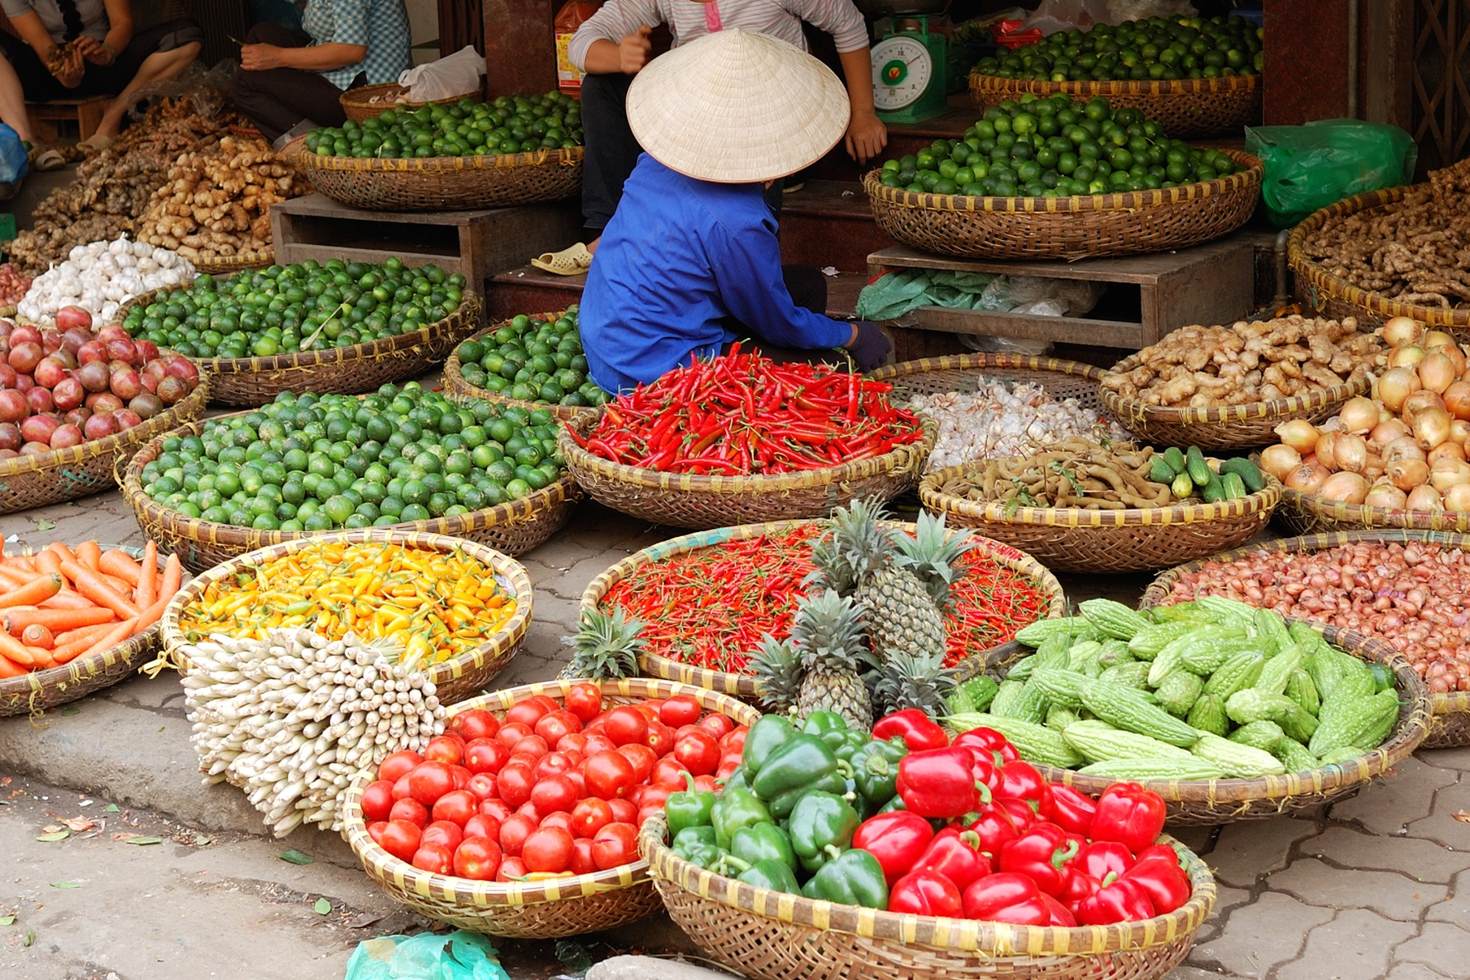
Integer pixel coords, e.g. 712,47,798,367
559,607,644,681
790,587,872,676
806,498,897,595
750,637,802,713
893,511,973,613
869,650,958,717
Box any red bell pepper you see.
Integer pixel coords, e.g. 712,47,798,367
1048,784,1099,836
872,708,948,752
851,811,935,887
888,869,964,916
966,802,1025,855
1121,850,1192,914
952,727,1020,766
1077,840,1134,882
1075,874,1156,925
997,821,1079,897
961,872,1059,924
995,758,1054,816
993,796,1037,833
1091,783,1166,854
1062,869,1102,908
1134,843,1182,867
897,746,978,819
1042,892,1077,927
914,827,992,890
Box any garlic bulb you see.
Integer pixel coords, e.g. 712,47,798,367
17,235,196,325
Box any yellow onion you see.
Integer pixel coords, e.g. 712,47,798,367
1420,352,1457,394
1274,419,1319,454
1442,380,1470,420
1429,459,1470,493
1389,457,1430,491
1407,485,1444,512
1430,441,1467,466
1391,345,1427,369
1363,455,1386,481
1337,396,1379,434
1453,419,1470,444
1315,431,1340,470
1365,483,1408,510
1318,472,1370,504
1435,341,1467,375
1414,406,1453,449
1425,329,1456,350
1370,418,1409,446
1385,436,1426,464
1383,315,1424,347
1446,484,1470,512
1285,462,1330,494
1333,433,1369,473
1376,367,1420,413
1404,390,1447,421
1259,444,1301,481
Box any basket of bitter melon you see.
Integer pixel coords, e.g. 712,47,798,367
953,597,1431,825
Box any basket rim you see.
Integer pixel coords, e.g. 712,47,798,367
639,810,1215,955
1278,484,1470,534
290,133,585,174
862,148,1262,215
870,351,1110,387
158,527,533,690
341,678,760,905
1140,527,1470,716
339,81,472,109
441,308,595,422
969,70,1260,97
579,517,1069,697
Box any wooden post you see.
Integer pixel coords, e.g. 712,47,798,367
484,0,558,96
1263,0,1350,124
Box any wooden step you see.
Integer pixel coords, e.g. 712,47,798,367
778,179,887,272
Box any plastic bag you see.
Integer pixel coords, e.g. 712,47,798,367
977,276,1103,316
1022,0,1110,35
0,123,27,190
1105,0,1196,22
398,46,485,102
855,270,995,320
1245,119,1417,227
345,931,511,980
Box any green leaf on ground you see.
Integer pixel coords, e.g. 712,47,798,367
279,849,313,865
21,929,34,947
0,915,15,926
33,519,55,531
35,830,69,842
122,835,163,846
59,705,80,716
313,897,332,915
49,881,79,889
104,804,120,813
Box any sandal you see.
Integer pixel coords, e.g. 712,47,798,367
29,146,65,171
531,242,593,277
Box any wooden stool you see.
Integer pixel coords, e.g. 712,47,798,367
27,97,110,143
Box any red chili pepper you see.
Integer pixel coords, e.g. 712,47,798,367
1121,850,1192,914
851,811,935,887
997,821,1079,897
896,746,979,819
1077,840,1134,882
914,827,992,890
1092,783,1167,854
888,869,964,916
1048,784,1099,836
960,872,1052,925
872,708,949,752
1075,874,1156,925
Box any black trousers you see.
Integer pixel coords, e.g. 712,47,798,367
0,19,202,102
720,266,849,364
229,23,362,142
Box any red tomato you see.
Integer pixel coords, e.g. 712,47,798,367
367,820,388,847
582,734,616,756
495,722,533,750
407,762,455,807
637,805,663,827
388,798,429,827
644,720,676,757
530,774,579,815
673,730,720,776
638,785,673,814
423,734,465,766
497,856,527,882
570,837,598,875
361,780,395,822
716,754,742,781
632,700,661,721
453,836,502,880
478,798,511,822
522,826,575,873
617,743,658,784
539,811,574,834
465,773,498,801
570,798,614,838
421,820,464,852
719,728,748,755
516,801,540,821
431,789,478,826
378,819,422,862
534,709,581,745
603,707,648,747
412,843,454,874
450,708,500,742
650,757,690,789
563,769,587,798
449,765,472,790
510,735,551,760
558,732,589,756
505,695,559,728
696,714,734,740
564,683,602,722
378,750,421,783
591,822,638,870
607,798,637,824
532,751,575,781
499,813,537,856
495,762,535,809
584,750,637,799
693,775,718,793
583,717,607,736
391,772,413,800
659,695,702,728
464,738,509,775
463,813,501,842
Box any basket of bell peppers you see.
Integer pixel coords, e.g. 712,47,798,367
638,708,1218,980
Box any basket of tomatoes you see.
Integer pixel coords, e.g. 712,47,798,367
340,677,760,938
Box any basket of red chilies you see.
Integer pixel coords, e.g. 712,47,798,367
557,347,936,530
639,708,1216,980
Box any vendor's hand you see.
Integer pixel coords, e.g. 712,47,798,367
50,46,84,88
241,43,287,71
620,26,652,74
845,320,893,372
845,109,888,164
75,36,113,66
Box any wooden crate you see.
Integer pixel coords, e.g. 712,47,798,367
28,97,108,143
867,237,1255,350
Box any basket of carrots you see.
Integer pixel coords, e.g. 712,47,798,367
0,539,183,716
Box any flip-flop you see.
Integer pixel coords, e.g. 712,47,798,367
29,146,65,171
531,243,593,276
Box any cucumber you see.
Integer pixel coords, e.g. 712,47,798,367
1220,457,1265,493
1171,471,1194,500
1149,455,1177,484
1162,446,1187,475
1201,473,1227,504
1186,446,1211,487
1221,472,1247,500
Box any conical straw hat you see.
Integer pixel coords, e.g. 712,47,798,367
626,29,850,184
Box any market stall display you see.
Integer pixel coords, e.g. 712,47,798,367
340,677,760,938
1101,315,1379,450
17,238,195,327
123,385,580,569
971,597,1430,822
443,307,606,419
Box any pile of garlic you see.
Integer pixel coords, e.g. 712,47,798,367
17,236,194,326
182,629,445,837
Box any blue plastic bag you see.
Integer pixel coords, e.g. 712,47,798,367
344,931,511,980
0,123,27,187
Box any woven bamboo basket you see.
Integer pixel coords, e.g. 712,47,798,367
339,82,470,122
920,457,1281,573
341,678,760,937
120,412,580,572
1141,529,1470,749
118,288,483,407
1275,486,1470,536
558,412,935,531
640,811,1214,980
969,72,1261,138
441,312,594,422
159,529,531,704
580,518,1067,698
862,150,1261,261
0,544,174,718
187,248,275,275
292,135,584,211
1100,355,1371,452
1288,185,1470,332
980,626,1431,824
0,371,209,515
874,351,1111,412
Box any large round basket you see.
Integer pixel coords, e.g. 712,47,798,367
1288,185,1470,332
159,529,532,704
0,371,209,515
121,412,580,572
640,811,1214,980
969,72,1261,139
293,137,584,211
1275,487,1470,536
874,351,1110,411
862,150,1261,261
339,82,470,122
0,544,175,718
920,460,1281,573
580,518,1067,698
342,678,760,938
441,312,594,422
119,289,484,408
559,411,935,531
1100,354,1371,452
1142,529,1470,749
188,248,275,275
981,628,1431,824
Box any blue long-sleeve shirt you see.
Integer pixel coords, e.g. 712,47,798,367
578,154,852,394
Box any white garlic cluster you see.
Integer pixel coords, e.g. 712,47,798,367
18,236,195,325
182,628,446,837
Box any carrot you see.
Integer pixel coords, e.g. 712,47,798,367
33,550,62,577
0,574,62,610
0,631,39,667
45,542,76,564
52,622,115,646
158,554,182,604
98,572,132,593
40,589,93,610
55,617,135,665
5,605,116,634
77,540,102,571
7,555,35,571
0,564,30,589
0,652,25,677
20,624,53,649
60,560,139,619
100,549,142,587
135,541,158,607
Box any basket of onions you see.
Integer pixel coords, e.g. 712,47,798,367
1266,316,1470,533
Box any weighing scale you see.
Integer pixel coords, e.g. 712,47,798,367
871,13,950,124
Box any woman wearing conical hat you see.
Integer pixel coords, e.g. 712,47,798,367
576,30,892,395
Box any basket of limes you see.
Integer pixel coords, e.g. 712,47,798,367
443,307,608,421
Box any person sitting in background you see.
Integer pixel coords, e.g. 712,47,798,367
0,0,201,164
578,30,891,394
229,0,411,145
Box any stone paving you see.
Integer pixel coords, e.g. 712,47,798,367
1,489,1468,979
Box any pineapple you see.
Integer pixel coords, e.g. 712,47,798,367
896,511,974,614
870,651,958,718
559,608,644,680
790,589,873,729
750,638,802,713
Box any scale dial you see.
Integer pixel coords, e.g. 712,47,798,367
872,35,933,111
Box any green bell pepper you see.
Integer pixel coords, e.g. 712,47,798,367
830,729,870,762
731,821,796,871
788,790,861,874
766,769,849,821
672,826,721,869
800,849,889,909
849,737,908,814
666,773,715,838
741,715,795,774
751,734,842,803
711,785,771,849
737,858,802,894
720,767,749,795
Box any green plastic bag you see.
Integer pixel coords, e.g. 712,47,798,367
345,931,511,980
1245,119,1416,227
855,270,995,320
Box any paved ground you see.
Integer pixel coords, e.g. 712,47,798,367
1,490,1468,979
